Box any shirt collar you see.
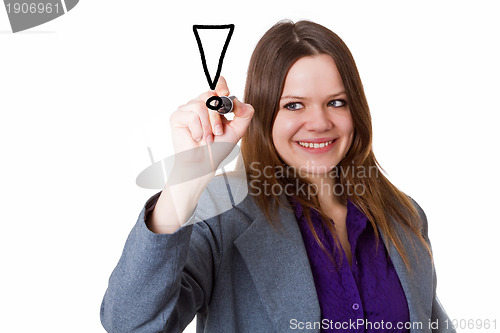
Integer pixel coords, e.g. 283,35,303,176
288,196,368,231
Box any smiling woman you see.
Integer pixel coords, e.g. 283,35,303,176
101,20,456,333
242,21,427,270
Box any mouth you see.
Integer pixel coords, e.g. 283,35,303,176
294,138,338,153
297,140,335,148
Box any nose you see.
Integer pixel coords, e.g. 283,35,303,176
303,105,333,132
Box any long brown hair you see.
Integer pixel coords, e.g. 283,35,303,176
240,20,430,269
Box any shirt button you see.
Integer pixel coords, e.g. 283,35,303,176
355,260,359,265
352,303,360,310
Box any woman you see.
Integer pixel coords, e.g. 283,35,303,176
101,20,455,333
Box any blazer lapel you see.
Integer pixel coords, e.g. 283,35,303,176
379,220,434,333
234,199,321,332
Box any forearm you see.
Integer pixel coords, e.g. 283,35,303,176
147,171,214,234
101,201,195,332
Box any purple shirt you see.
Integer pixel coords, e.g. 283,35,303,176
290,197,410,333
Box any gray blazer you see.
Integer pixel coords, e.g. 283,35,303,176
100,174,456,333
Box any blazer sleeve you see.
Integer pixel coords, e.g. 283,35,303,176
100,191,221,333
411,198,457,333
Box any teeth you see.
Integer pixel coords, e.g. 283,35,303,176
298,140,334,148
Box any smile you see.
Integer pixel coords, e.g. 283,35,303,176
297,140,334,148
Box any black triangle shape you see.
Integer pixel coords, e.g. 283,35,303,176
193,24,235,90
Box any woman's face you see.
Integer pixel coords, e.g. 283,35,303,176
272,54,354,176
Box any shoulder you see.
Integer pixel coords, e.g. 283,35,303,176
406,195,429,240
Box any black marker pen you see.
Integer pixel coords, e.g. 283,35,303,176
206,95,236,114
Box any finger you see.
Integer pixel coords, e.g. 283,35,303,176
178,100,214,143
197,79,229,136
209,109,224,136
215,76,230,97
228,97,255,137
170,110,203,143
185,112,204,142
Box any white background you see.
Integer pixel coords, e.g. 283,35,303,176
1,1,499,332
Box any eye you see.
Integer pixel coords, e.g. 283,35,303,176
328,99,347,108
283,102,304,111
